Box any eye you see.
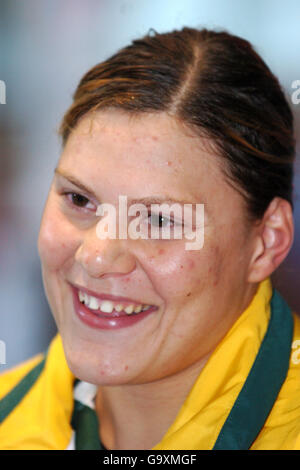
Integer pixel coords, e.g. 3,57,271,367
148,212,174,228
63,192,96,211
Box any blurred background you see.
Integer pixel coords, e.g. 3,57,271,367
0,0,299,370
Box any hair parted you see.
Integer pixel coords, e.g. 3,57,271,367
59,26,295,220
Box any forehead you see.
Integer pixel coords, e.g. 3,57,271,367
59,109,246,220
62,110,218,179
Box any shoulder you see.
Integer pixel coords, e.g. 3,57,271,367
0,353,45,400
291,312,300,384
292,310,300,336
0,334,75,450
252,312,300,450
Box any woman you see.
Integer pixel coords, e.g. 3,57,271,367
0,27,299,450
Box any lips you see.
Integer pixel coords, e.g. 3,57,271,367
70,284,158,329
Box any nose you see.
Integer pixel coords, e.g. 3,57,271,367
75,226,136,278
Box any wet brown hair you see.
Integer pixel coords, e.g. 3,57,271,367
59,27,295,220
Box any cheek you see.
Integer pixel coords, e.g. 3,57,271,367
143,243,216,298
38,202,79,272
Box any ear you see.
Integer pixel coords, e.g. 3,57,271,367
247,197,294,283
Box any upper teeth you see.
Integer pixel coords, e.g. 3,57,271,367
78,291,151,315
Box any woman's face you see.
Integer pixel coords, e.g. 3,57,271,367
38,110,257,385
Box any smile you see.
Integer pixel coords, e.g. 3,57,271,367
70,285,158,330
78,290,152,316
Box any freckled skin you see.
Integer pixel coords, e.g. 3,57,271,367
38,110,257,387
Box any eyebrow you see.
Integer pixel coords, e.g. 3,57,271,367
55,168,96,197
54,167,206,207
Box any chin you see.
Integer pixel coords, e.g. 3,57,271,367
62,340,138,386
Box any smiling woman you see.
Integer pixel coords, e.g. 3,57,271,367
0,27,299,451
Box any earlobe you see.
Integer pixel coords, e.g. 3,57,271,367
247,198,294,283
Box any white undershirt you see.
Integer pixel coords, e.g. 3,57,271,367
65,381,98,450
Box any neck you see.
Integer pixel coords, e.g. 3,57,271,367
95,354,210,450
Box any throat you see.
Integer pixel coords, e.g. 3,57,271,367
94,357,210,450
